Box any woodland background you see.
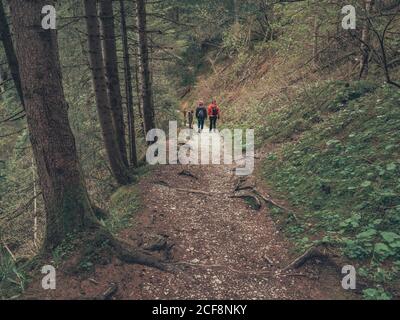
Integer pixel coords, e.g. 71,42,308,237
0,0,400,299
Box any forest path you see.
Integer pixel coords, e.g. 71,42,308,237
107,128,347,299
25,128,349,299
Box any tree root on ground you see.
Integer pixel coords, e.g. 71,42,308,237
178,169,198,180
92,205,110,221
252,188,290,213
232,177,290,214
283,245,340,272
229,193,262,211
71,228,173,274
97,283,118,300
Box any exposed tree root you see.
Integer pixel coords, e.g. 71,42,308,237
92,205,110,221
234,177,255,192
100,230,171,272
72,228,172,274
253,188,290,213
97,283,118,300
178,169,198,180
230,193,262,211
283,245,339,272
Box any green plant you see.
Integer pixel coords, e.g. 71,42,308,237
362,287,392,300
0,246,27,299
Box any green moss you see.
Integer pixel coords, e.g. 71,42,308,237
105,185,141,234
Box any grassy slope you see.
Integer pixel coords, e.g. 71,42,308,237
185,46,400,299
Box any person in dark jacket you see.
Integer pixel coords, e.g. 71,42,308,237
188,110,194,129
195,101,207,133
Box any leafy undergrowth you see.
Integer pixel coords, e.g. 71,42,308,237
0,166,148,299
262,81,400,299
0,246,28,299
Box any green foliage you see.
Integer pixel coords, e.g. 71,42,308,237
262,81,400,297
362,288,392,300
0,247,27,299
105,185,141,234
52,234,76,266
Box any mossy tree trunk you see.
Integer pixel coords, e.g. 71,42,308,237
119,0,138,167
99,0,129,167
136,0,155,135
8,0,98,251
84,0,131,185
360,0,373,79
0,0,24,107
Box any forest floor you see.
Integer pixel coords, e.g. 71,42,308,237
23,128,355,300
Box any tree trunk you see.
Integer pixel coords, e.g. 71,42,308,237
84,0,131,185
313,15,320,67
360,0,373,79
99,0,128,167
233,0,239,25
0,0,24,107
8,0,97,251
136,0,155,135
119,0,138,167
134,56,145,136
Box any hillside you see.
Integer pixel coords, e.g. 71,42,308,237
183,41,400,299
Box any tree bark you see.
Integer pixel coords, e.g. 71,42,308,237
84,0,131,185
136,0,155,135
99,0,128,167
119,0,138,167
0,0,24,107
360,0,373,79
313,15,320,67
233,0,239,25
8,0,97,251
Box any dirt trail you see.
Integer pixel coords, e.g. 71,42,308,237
24,129,349,300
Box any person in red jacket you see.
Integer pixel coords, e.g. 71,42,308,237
207,99,220,132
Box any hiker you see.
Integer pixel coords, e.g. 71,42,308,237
183,110,187,127
207,99,220,132
195,100,207,133
188,110,194,129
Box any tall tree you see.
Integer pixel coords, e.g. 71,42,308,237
0,0,24,107
8,0,97,250
233,0,239,24
84,0,131,185
99,0,128,167
360,0,373,79
136,0,155,135
120,0,138,167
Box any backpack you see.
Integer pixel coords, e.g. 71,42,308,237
198,108,205,119
211,105,218,116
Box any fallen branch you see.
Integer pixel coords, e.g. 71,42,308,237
154,181,223,196
175,188,213,196
174,261,273,276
